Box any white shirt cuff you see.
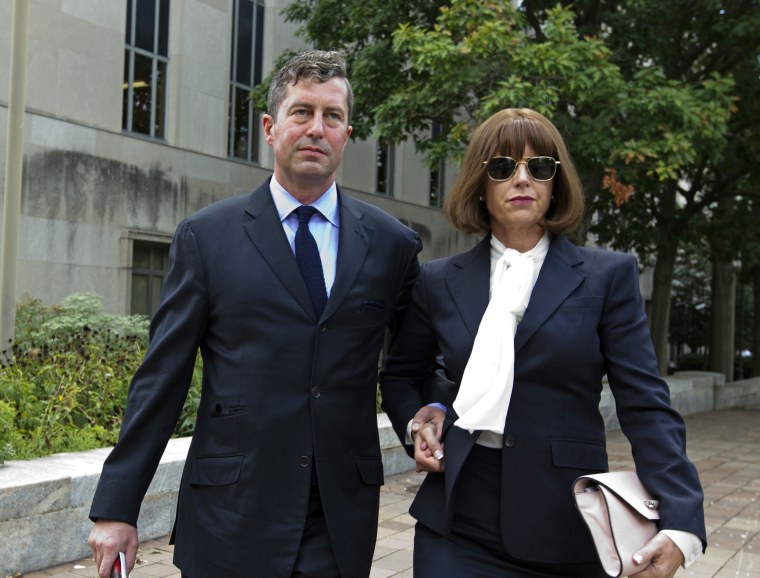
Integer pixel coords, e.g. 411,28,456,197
405,419,414,445
661,529,703,568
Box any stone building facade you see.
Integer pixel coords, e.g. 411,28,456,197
0,0,475,316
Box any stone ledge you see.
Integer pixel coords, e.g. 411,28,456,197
3,373,760,576
0,415,411,577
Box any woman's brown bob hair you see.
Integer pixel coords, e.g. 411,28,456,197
445,108,585,235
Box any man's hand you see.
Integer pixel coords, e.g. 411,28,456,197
411,405,445,473
88,519,139,578
630,532,685,578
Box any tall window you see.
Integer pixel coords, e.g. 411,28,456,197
229,0,265,162
375,140,395,196
123,0,170,138
131,242,169,317
429,121,446,208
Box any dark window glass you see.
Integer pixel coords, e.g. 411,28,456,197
429,122,445,207
430,162,445,208
232,87,251,159
122,51,131,129
154,60,167,138
158,0,170,56
254,4,264,84
131,53,153,134
131,242,169,317
376,140,394,196
135,0,156,52
235,0,253,85
126,0,133,43
131,276,149,316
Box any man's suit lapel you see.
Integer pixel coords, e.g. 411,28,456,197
324,190,372,318
242,182,316,318
514,234,586,353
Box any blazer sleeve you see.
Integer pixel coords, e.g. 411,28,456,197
600,253,706,548
380,262,445,452
89,219,208,525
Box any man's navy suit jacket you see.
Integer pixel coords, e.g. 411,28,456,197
90,180,421,577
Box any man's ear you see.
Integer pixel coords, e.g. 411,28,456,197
262,114,275,145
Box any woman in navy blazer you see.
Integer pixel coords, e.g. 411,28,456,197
380,108,705,577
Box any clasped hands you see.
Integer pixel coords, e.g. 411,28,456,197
410,405,446,473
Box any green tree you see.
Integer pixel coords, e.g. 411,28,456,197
267,0,448,140
553,0,760,377
278,0,748,375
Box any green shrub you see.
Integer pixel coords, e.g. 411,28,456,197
0,293,203,460
0,399,15,464
0,294,150,459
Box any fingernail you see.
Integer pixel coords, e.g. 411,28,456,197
411,422,420,430
633,554,643,565
434,449,444,460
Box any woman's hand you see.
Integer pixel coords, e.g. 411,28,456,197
411,405,445,473
630,532,685,578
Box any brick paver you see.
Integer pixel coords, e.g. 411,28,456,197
27,408,760,578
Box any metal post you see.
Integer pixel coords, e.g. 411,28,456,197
0,0,31,364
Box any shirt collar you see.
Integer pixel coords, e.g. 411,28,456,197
270,176,340,227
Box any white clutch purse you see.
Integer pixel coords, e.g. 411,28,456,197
573,471,660,577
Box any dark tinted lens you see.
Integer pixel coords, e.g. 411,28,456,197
527,157,557,180
487,157,517,180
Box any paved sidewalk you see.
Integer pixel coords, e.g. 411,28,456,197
23,408,759,578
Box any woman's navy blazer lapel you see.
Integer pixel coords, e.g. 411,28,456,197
515,234,587,353
445,236,491,339
444,233,587,350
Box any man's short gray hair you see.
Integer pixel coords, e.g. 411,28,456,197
267,50,353,123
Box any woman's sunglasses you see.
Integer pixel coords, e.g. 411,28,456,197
483,156,560,182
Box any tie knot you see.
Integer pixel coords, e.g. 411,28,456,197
295,205,319,225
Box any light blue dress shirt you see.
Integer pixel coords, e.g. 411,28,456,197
269,176,339,297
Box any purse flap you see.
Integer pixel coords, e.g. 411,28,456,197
574,471,660,521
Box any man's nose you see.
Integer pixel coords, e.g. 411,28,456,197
307,113,324,137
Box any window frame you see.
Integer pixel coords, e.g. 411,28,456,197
125,233,171,318
123,0,171,139
228,0,265,163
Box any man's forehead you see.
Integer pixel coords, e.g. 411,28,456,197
284,78,348,104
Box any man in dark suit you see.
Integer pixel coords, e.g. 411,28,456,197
88,50,421,578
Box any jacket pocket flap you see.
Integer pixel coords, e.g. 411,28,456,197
355,456,384,486
551,438,607,470
190,455,243,486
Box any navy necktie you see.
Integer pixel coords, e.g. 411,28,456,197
294,206,328,319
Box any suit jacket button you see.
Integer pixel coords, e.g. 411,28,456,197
503,435,517,448
311,387,321,398
319,325,327,333
299,456,311,468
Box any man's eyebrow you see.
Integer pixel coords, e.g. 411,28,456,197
286,101,314,111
